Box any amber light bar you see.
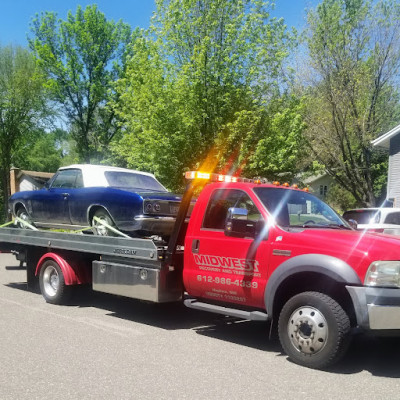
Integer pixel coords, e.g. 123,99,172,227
185,171,253,183
184,171,309,191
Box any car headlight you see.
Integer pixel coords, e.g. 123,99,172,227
364,261,400,287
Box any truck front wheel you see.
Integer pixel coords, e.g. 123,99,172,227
39,260,70,304
278,291,351,369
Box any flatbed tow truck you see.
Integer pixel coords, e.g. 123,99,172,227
2,170,400,369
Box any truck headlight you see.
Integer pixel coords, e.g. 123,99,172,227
365,261,400,287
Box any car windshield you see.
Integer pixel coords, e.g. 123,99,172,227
342,210,380,224
104,171,167,192
253,187,347,228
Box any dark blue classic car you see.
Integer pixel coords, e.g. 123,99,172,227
9,164,183,238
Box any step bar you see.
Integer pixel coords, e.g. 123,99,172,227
184,298,268,321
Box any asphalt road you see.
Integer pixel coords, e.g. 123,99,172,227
1,253,400,400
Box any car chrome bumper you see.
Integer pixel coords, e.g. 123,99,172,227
130,215,177,235
346,285,400,330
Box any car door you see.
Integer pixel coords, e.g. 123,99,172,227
185,188,270,309
32,169,80,224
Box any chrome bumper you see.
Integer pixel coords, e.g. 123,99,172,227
346,285,400,330
133,215,177,234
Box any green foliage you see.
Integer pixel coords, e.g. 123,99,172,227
13,130,64,172
29,5,132,162
111,0,298,190
302,0,400,206
0,45,48,219
215,95,307,180
326,184,358,214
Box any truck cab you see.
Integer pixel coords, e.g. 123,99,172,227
181,172,400,369
183,179,356,308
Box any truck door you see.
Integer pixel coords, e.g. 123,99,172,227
184,188,270,309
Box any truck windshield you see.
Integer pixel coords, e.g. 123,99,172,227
253,187,348,228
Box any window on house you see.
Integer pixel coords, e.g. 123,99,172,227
319,185,328,196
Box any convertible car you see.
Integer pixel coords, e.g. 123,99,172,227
9,164,183,238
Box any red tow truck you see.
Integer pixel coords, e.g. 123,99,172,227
1,170,400,369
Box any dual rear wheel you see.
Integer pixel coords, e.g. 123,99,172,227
39,260,70,304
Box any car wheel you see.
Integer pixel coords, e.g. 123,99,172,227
91,209,117,236
39,260,70,304
278,291,351,369
16,206,34,229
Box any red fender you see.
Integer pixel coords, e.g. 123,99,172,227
36,252,92,285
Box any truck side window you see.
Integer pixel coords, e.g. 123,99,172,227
202,189,262,230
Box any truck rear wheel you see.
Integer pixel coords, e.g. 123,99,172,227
39,260,70,304
278,291,351,369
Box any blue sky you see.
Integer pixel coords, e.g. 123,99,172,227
0,0,318,47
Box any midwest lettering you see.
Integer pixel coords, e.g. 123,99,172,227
194,254,259,272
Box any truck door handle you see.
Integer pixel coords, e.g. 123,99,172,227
192,239,200,253
62,193,70,197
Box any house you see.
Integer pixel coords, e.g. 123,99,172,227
372,124,400,206
10,168,54,195
302,174,334,200
291,173,334,200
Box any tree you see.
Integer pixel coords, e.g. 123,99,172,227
13,129,65,173
302,0,400,207
111,0,296,190
0,45,48,221
29,5,132,162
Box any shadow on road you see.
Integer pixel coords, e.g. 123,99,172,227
4,278,400,377
329,335,400,377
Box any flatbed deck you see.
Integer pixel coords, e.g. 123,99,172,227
0,227,163,261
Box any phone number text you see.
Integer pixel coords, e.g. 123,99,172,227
197,275,258,288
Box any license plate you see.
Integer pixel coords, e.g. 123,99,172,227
170,205,179,214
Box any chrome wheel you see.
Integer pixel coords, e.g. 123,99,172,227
16,207,32,229
91,209,117,236
287,306,328,355
42,264,60,298
93,216,109,236
39,260,70,304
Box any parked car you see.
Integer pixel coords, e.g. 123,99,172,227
9,164,183,238
342,207,400,235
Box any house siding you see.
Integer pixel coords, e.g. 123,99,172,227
388,135,400,205
19,176,42,192
305,175,333,200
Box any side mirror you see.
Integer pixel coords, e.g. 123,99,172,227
348,218,358,230
225,207,265,239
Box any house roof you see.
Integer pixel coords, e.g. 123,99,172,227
371,123,400,149
302,174,331,185
19,170,54,179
